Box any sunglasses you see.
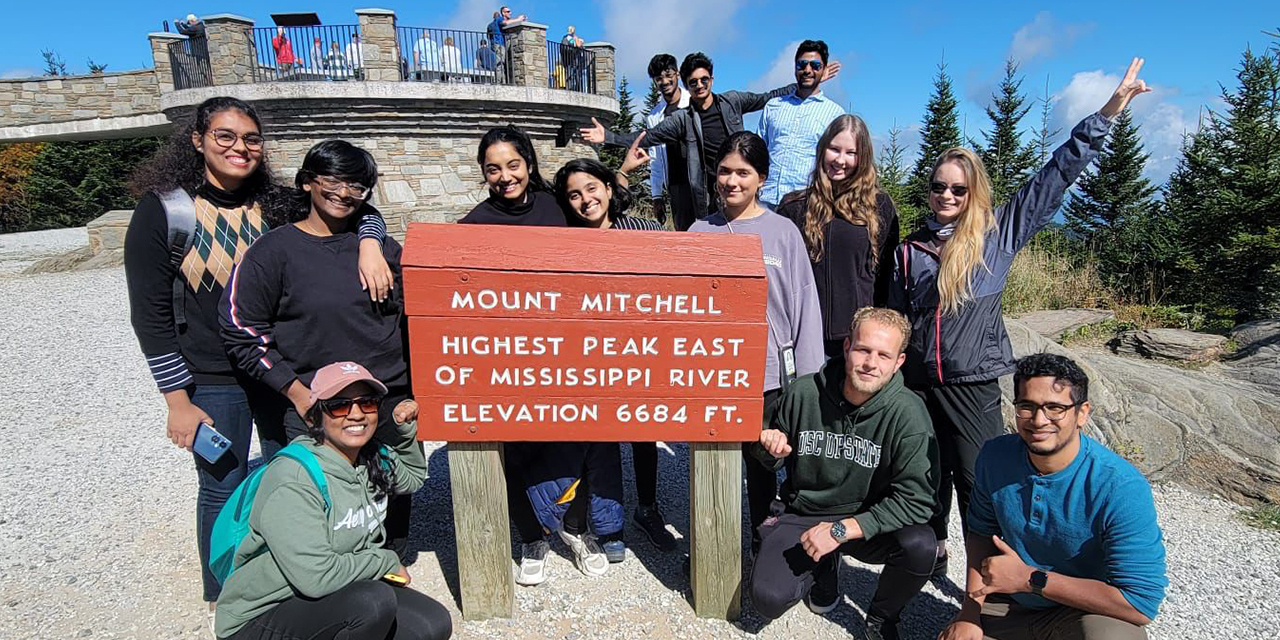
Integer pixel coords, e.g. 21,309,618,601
319,395,383,418
929,181,969,197
207,128,265,150
795,60,825,72
316,175,372,199
686,76,712,87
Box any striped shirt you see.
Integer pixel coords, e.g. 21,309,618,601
756,91,845,205
611,214,664,231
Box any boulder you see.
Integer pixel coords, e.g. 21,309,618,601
1014,308,1115,340
22,246,93,274
1226,319,1280,396
1004,318,1280,505
1109,328,1228,362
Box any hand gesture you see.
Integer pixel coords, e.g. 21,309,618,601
799,522,840,561
579,117,607,144
393,399,419,425
970,535,1032,599
759,428,792,458
822,61,842,83
358,237,393,302
166,399,211,451
1100,57,1152,118
620,131,652,174
937,620,984,640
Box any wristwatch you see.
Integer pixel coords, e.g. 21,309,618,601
1029,570,1048,596
829,521,848,543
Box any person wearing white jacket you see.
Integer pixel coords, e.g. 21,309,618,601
643,54,691,228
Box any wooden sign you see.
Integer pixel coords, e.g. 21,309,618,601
402,223,768,443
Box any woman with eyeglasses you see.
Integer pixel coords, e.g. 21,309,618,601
220,139,419,561
777,114,899,359
125,97,391,624
213,361,452,640
888,58,1152,576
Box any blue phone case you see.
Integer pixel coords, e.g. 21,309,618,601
193,422,232,464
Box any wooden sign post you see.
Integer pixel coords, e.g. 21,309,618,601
402,223,768,621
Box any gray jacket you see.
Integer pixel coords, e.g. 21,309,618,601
604,84,796,215
888,112,1113,386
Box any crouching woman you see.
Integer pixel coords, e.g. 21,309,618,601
213,361,451,640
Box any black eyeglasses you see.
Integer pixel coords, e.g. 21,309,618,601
1013,400,1081,421
316,175,372,199
686,76,712,87
795,60,825,72
653,70,679,82
207,128,265,150
929,181,969,197
319,395,383,418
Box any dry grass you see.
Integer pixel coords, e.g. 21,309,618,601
1002,243,1112,315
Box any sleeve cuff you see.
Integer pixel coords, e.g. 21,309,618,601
261,365,299,396
145,352,194,392
853,512,881,540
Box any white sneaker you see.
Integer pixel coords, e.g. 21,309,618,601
207,604,217,638
516,539,550,586
558,530,609,576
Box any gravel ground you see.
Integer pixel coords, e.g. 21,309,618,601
2,266,1278,640
0,227,88,274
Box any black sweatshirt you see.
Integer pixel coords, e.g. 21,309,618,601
459,190,568,226
124,184,385,391
219,224,407,394
777,191,900,342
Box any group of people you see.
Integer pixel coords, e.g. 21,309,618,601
270,27,365,79
124,33,1168,640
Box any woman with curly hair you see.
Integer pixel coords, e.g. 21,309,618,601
124,96,391,623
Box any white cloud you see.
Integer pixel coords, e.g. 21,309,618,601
1055,70,1118,126
1008,11,1092,64
600,0,748,85
1,68,41,80
748,40,803,92
445,0,501,31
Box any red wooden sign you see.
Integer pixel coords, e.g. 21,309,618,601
402,223,768,442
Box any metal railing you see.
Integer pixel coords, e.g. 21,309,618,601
396,27,510,84
251,25,363,82
168,37,212,89
547,40,595,94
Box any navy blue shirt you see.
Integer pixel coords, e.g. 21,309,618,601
968,434,1168,621
487,17,505,46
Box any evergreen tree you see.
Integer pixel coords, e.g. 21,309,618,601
20,137,162,231
599,76,636,171
1062,109,1162,299
980,59,1037,205
907,60,962,220
1164,40,1280,319
643,81,661,115
877,123,921,236
1031,76,1061,166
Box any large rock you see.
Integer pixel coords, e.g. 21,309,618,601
1109,328,1228,362
1004,318,1280,505
1226,319,1280,396
1014,308,1115,340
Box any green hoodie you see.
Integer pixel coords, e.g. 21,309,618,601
752,358,938,540
214,420,427,638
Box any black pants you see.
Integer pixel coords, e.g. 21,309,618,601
562,442,625,538
750,512,936,622
225,580,451,640
912,380,1004,541
279,390,416,560
630,442,658,506
744,389,784,547
668,181,697,232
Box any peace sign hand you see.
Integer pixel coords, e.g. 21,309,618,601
1101,57,1152,118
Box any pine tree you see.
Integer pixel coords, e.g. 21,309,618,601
907,60,962,219
1062,108,1162,299
1164,40,1280,319
980,59,1037,205
877,123,921,236
1031,76,1061,166
41,49,66,76
599,76,636,171
643,81,661,115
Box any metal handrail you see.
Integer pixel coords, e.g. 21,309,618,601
168,37,212,89
547,40,596,94
251,24,363,82
397,26,511,85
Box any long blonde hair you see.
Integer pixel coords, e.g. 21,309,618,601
801,115,882,265
931,148,995,315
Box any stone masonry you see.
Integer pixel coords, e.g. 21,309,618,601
355,9,401,82
0,71,159,127
506,22,550,88
584,43,616,99
204,15,257,86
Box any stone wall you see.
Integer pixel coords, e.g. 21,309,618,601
0,70,159,127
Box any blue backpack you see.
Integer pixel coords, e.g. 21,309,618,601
208,443,331,585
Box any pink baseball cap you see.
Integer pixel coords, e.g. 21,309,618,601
309,361,388,402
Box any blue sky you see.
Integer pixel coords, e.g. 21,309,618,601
2,1,1272,184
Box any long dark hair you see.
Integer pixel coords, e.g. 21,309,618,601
129,96,294,227
553,158,633,226
303,403,395,499
476,125,551,193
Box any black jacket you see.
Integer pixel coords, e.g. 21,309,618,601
888,112,1112,386
779,191,900,343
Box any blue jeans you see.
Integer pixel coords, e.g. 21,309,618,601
190,382,288,601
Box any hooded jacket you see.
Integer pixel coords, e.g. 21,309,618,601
213,421,427,638
752,358,938,540
888,112,1112,386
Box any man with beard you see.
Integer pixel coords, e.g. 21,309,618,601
938,354,1167,640
643,54,690,228
749,307,937,640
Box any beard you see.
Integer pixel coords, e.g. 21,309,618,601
847,369,890,396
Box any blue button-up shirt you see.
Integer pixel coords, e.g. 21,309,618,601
756,90,845,205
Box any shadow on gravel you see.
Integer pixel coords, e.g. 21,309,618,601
624,442,692,594
410,445,462,606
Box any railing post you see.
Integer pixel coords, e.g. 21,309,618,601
355,8,400,82
583,42,616,99
204,14,257,86
504,21,548,88
148,32,187,92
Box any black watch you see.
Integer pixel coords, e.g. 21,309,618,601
1029,570,1048,596
829,521,848,543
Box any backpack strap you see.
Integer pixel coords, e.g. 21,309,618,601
157,188,198,327
276,445,332,512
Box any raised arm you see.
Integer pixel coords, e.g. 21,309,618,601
581,111,687,148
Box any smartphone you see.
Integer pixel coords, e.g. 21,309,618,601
382,572,408,586
193,422,232,464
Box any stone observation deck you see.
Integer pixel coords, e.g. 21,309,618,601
0,8,619,230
